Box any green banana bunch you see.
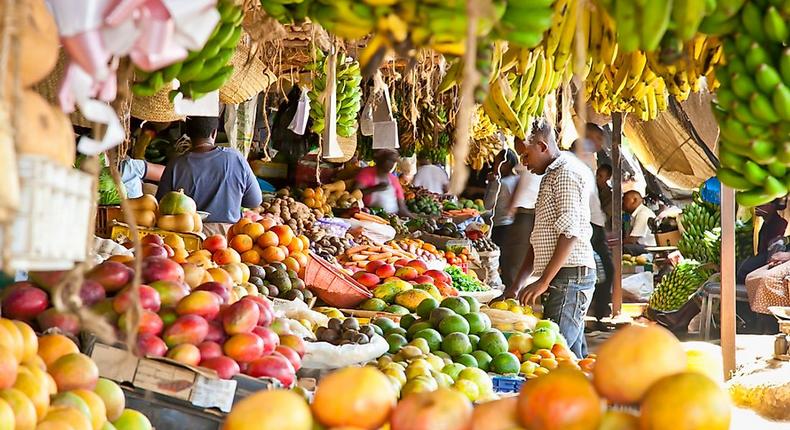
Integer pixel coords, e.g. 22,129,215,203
649,260,712,312
307,50,363,138
494,0,554,49
132,0,242,100
260,0,311,25
712,1,790,206
677,197,722,264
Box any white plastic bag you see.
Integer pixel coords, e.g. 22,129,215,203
288,87,311,135
344,218,396,244
272,298,330,328
301,334,389,370
622,272,654,302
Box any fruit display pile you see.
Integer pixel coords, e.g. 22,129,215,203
355,262,458,314
132,0,242,99
224,324,732,430
407,195,442,216
301,181,363,216
445,265,488,292
472,236,498,253
0,321,153,430
247,262,314,303
125,191,202,234
307,51,363,138
313,317,379,346
677,196,721,264
443,198,486,212
712,1,790,206
649,259,714,312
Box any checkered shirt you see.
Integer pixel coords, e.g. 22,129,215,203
530,152,596,276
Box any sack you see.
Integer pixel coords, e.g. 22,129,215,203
301,334,389,370
345,218,396,244
287,87,310,135
622,272,654,302
745,260,790,313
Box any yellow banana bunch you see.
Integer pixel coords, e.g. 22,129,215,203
471,105,498,140
467,134,503,171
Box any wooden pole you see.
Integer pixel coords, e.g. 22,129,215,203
720,185,736,379
611,113,623,317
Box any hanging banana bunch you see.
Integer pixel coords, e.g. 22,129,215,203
471,105,498,140
307,50,363,138
467,135,502,170
259,0,312,25
133,0,242,100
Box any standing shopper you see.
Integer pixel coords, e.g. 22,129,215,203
505,119,597,358
157,116,262,235
505,138,542,284
483,149,521,289
355,149,417,218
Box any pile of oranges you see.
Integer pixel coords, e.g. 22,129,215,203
226,217,310,276
444,248,470,266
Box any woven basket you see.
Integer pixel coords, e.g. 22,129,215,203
131,86,184,123
34,50,92,128
220,36,276,105
324,133,357,163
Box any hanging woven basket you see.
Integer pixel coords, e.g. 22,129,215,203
220,34,276,105
130,86,185,123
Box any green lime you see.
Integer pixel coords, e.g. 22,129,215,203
440,297,471,315
478,329,509,357
455,353,479,368
400,314,418,330
441,332,472,357
462,296,481,313
490,352,521,375
464,312,490,334
407,321,434,339
386,333,408,354
471,350,492,371
416,297,440,319
438,314,470,336
413,329,443,352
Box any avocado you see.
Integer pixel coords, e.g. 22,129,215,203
269,269,292,293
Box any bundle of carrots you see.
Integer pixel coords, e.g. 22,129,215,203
337,244,418,268
442,208,480,218
353,212,389,225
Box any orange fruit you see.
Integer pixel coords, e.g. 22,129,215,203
278,245,290,258
229,235,254,253
207,268,234,286
213,249,242,265
232,218,253,235
38,334,79,369
287,238,304,253
256,231,279,248
312,367,395,429
298,235,310,250
241,250,261,265
262,246,286,263
270,225,294,247
242,222,266,241
259,218,277,231
13,366,49,417
640,372,730,430
283,257,300,273
292,253,309,270
224,390,312,430
517,369,601,430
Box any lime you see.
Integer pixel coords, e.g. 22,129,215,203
441,362,466,381
359,298,387,311
429,307,456,327
441,332,473,357
478,329,509,357
455,353,479,368
469,334,480,351
373,317,397,333
407,321,434,338
462,296,481,313
438,314,470,336
440,297,471,315
416,297,439,319
399,314,419,330
413,328,443,352
386,333,408,354
463,312,490,334
490,352,521,375
471,350,492,371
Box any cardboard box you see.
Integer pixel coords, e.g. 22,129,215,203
654,230,681,247
90,343,237,413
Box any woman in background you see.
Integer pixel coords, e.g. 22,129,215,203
484,148,521,290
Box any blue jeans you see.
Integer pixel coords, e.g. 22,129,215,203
542,268,596,358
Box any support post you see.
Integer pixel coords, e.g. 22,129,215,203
720,185,736,379
611,113,623,317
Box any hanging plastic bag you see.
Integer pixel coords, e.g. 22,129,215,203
301,334,389,369
288,87,311,135
360,97,374,136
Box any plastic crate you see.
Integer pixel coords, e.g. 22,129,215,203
0,155,93,271
304,252,372,308
492,374,526,393
110,222,204,252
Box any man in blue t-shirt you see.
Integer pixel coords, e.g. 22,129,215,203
157,116,262,234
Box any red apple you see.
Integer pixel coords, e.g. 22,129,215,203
149,280,190,308
36,308,80,335
374,264,396,279
394,267,419,281
203,235,227,254
195,282,230,304
141,244,168,259
414,275,434,285
2,284,49,321
141,257,185,284
406,259,429,274
251,327,279,355
352,272,380,288
141,235,164,247
245,355,295,387
87,261,134,293
200,356,240,379
242,296,274,327
197,341,223,361
112,285,161,314
137,333,167,357
222,299,260,335
365,260,386,273
274,346,302,372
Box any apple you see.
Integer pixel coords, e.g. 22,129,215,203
365,260,386,273
352,272,381,288
375,264,397,279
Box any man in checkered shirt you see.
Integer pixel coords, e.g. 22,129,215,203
504,119,597,358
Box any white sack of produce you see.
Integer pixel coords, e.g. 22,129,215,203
481,308,539,331
344,218,396,244
272,297,329,328
301,334,389,370
622,272,654,302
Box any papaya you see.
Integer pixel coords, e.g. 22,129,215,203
157,214,195,233
159,189,197,215
414,284,442,301
394,289,433,312
373,281,413,303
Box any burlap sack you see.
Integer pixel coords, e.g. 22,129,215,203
745,261,790,313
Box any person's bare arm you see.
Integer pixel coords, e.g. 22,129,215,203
503,245,534,299
519,235,576,305
144,162,165,182
507,177,523,217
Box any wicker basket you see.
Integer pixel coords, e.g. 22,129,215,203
324,133,357,163
220,35,276,105
33,50,92,128
131,86,185,123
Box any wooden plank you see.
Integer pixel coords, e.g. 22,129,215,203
720,185,736,379
611,113,623,316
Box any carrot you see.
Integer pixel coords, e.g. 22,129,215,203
345,245,367,255
350,254,368,261
368,252,393,261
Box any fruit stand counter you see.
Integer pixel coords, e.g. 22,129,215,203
727,335,790,423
